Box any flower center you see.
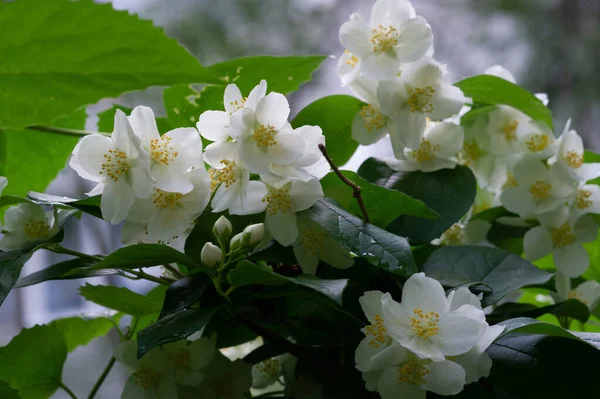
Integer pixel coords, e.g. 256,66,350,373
153,189,184,209
502,120,519,142
410,309,440,338
209,160,238,191
365,314,387,348
407,86,435,114
441,223,463,245
24,220,51,239
564,150,584,169
397,361,430,386
100,149,130,181
459,139,480,166
263,187,291,215
257,359,281,378
359,105,385,132
410,139,440,163
576,189,593,209
253,125,278,148
568,290,589,305
525,134,552,153
344,49,359,67
150,135,179,166
504,174,518,188
300,229,326,253
370,25,399,53
528,181,552,199
229,97,247,114
133,366,160,390
174,349,192,369
551,223,576,248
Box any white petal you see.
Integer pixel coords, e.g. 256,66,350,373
426,122,464,158
355,338,408,372
361,52,401,81
147,207,190,241
166,127,204,171
289,179,323,211
351,108,388,145
476,324,505,352
395,16,433,64
245,80,268,110
349,75,379,104
575,280,600,310
228,180,268,215
224,84,243,115
447,287,482,311
401,273,448,315
197,111,230,142
267,132,305,165
431,314,482,356
574,163,600,182
523,226,553,261
513,159,549,186
575,215,599,243
203,141,239,167
388,112,427,153
69,134,114,182
500,186,535,218
484,65,516,83
293,245,320,274
240,140,271,175
554,271,571,300
102,179,135,224
370,0,415,27
403,335,445,361
129,157,154,199
339,16,372,58
553,244,589,278
114,341,140,371
359,290,385,323
121,375,154,399
112,109,140,157
128,106,160,142
211,184,240,213
402,57,443,88
377,367,426,399
151,163,193,194
266,210,298,246
127,197,158,224
319,235,354,270
429,84,467,121
381,295,415,344
256,93,290,130
424,359,467,395
0,176,7,196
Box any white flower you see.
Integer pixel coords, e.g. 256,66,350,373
435,220,491,246
241,223,265,247
121,224,189,252
381,273,484,361
114,341,178,399
125,168,211,242
196,80,267,142
552,120,600,181
337,49,362,86
230,93,305,175
553,271,600,311
377,58,467,153
213,215,233,242
69,109,154,224
191,351,252,399
486,105,530,156
128,106,203,194
500,160,575,219
339,0,433,80
231,178,323,247
162,334,216,386
524,206,598,277
201,242,222,268
515,119,556,160
383,121,464,173
293,218,353,274
251,354,294,389
571,183,600,217
348,77,391,149
0,203,58,251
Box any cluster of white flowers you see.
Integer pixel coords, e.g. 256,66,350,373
356,273,503,399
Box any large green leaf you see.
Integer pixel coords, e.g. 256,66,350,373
291,95,363,166
0,0,218,130
0,325,67,399
158,275,211,319
15,258,118,288
496,317,597,346
0,250,34,306
27,192,103,219
228,260,349,305
137,306,220,358
79,284,163,316
0,381,19,399
422,246,551,306
320,170,438,228
486,299,590,324
299,199,416,277
455,75,554,130
50,316,117,352
358,159,476,245
206,55,326,94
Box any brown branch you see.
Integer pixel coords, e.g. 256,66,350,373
318,144,371,223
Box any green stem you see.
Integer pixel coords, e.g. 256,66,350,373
128,270,171,286
28,125,110,138
44,244,103,262
87,357,115,399
60,383,79,399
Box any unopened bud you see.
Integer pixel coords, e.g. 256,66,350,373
201,242,222,268
230,232,243,252
213,216,233,242
242,223,264,247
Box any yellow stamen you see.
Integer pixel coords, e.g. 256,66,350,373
407,86,435,114
564,150,584,169
359,105,385,132
152,189,184,209
262,187,291,215
253,125,278,148
551,223,576,248
100,149,130,181
410,139,440,163
365,314,387,348
459,139,480,166
370,25,399,53
576,189,593,210
344,50,359,67
525,134,552,153
24,221,51,239
229,97,247,114
410,309,440,338
300,229,326,253
568,290,589,305
529,181,552,199
502,120,519,142
209,160,237,191
442,223,463,245
174,349,192,369
397,361,430,385
150,135,179,166
133,367,160,390
257,359,281,377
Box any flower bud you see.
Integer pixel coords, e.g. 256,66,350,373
201,242,222,268
229,232,243,252
242,223,264,247
212,216,233,242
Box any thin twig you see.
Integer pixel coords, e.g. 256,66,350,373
27,125,111,138
60,383,79,399
127,270,171,286
163,264,185,279
318,143,371,223
87,357,115,399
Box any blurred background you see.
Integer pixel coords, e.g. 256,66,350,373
1,0,599,397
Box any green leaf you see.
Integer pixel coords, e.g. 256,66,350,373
228,260,349,305
79,284,163,316
0,250,34,306
0,195,31,210
0,381,19,399
459,104,496,126
358,159,476,245
291,95,364,165
50,316,116,352
455,75,553,130
97,105,172,135
496,317,594,345
0,0,218,130
137,306,220,357
320,170,438,227
15,258,117,288
0,325,67,399
422,246,552,306
487,299,590,324
164,84,222,127
207,55,326,94
27,192,103,219
158,275,211,319
299,199,417,277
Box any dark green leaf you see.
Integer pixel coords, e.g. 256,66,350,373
159,275,211,319
422,246,551,306
459,104,496,127
207,55,326,94
203,312,258,349
358,159,476,245
455,75,553,129
291,95,364,165
487,299,590,324
228,260,348,305
0,381,19,399
0,250,34,306
298,199,417,277
137,306,220,358
27,192,103,219
79,284,163,316
496,317,591,345
15,258,117,288
0,325,67,399
0,195,31,209
320,170,438,228
50,316,117,352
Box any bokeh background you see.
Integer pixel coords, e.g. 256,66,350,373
1,0,599,397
